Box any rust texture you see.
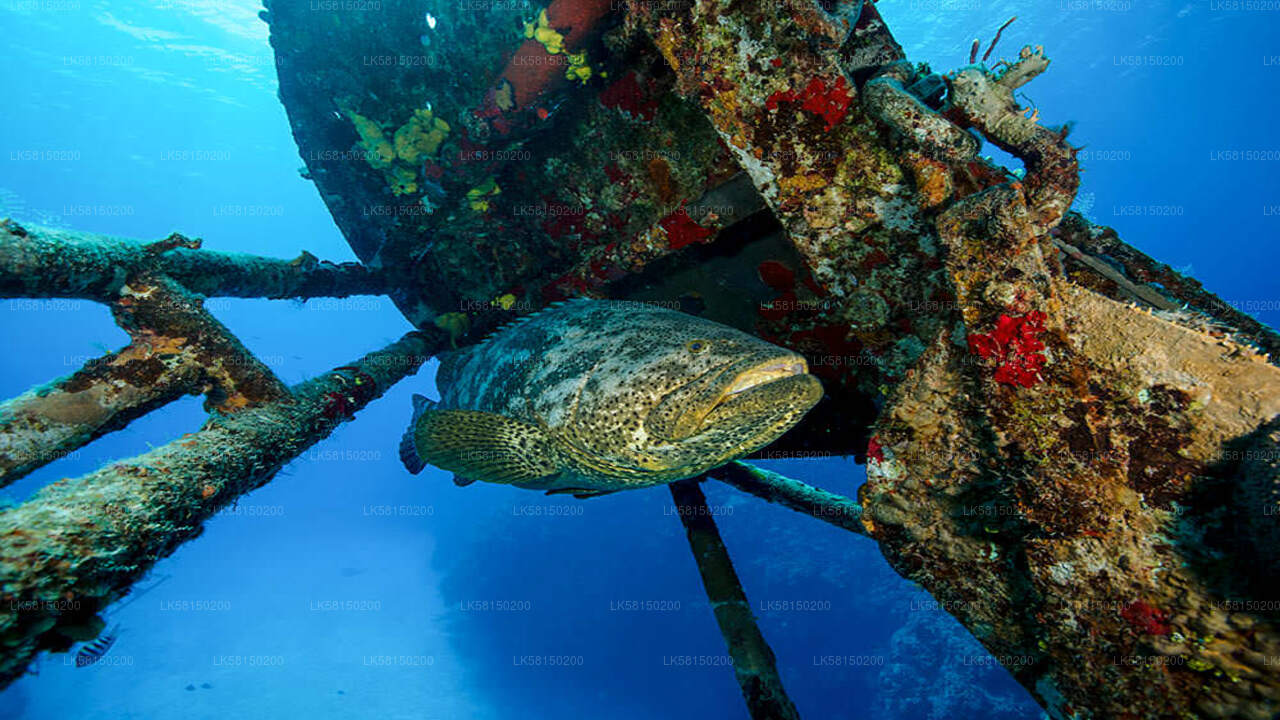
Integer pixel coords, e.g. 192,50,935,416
627,0,954,399
1054,212,1280,360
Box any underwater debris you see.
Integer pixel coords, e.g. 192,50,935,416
2,1,1276,717
0,223,390,303
0,330,446,685
713,462,865,535
669,479,800,720
0,264,297,484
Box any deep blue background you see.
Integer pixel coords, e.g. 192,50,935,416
0,1,1276,718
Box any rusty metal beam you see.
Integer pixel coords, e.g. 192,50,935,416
0,329,445,685
1,274,291,486
712,461,865,536
0,220,392,302
669,479,801,720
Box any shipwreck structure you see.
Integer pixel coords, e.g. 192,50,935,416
2,0,1278,717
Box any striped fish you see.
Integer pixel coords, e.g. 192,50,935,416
75,624,119,668
72,573,169,669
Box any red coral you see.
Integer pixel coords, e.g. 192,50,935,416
867,437,885,464
320,391,355,421
599,72,659,121
658,203,714,250
1120,600,1171,636
757,260,796,292
967,311,1048,388
765,76,853,132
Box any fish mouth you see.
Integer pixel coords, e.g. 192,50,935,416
657,353,818,443
692,354,822,449
701,355,815,420
720,358,810,399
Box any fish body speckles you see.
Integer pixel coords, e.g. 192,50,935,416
401,300,822,495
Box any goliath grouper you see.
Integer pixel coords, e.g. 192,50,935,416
400,299,822,497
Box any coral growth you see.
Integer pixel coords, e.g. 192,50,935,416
599,72,659,121
346,106,451,197
967,311,1047,387
344,109,395,169
466,177,501,212
523,9,596,83
658,204,713,250
765,76,853,132
393,108,450,166
1119,600,1171,637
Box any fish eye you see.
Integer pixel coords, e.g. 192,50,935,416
686,340,708,353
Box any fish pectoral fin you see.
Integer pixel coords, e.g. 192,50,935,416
412,409,561,486
544,487,619,499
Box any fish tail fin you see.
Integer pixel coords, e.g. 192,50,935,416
399,394,436,475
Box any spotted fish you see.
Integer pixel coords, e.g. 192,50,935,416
400,299,822,497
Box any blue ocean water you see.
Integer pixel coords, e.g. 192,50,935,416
0,1,1275,718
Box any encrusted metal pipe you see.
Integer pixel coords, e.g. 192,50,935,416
862,76,978,163
0,329,445,686
669,479,800,720
713,461,866,535
0,275,290,486
0,220,391,301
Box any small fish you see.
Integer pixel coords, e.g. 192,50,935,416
73,573,169,669
75,624,119,668
400,300,821,497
